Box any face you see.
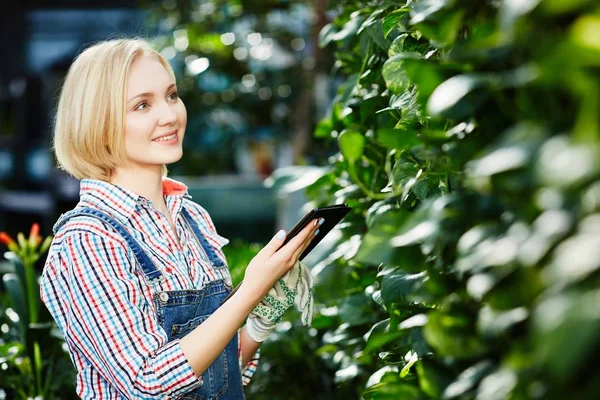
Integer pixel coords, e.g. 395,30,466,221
122,55,186,171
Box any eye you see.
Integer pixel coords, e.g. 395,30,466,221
168,91,179,101
134,101,149,111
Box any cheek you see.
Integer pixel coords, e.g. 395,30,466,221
125,114,155,143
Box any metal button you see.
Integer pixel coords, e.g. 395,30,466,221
159,292,169,303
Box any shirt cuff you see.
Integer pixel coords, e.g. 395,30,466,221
241,349,260,386
151,339,202,397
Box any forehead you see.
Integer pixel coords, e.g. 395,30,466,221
127,55,174,94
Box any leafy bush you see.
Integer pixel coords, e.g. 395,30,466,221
272,0,600,399
0,226,76,399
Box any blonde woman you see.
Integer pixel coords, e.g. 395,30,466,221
41,38,319,399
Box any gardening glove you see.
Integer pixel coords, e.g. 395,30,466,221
245,260,314,342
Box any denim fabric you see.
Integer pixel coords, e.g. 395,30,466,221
54,207,245,399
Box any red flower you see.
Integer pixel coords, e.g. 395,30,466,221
30,223,40,240
0,232,16,247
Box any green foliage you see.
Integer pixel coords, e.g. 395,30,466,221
0,253,76,399
274,0,600,398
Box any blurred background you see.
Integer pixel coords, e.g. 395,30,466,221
0,0,334,243
3,0,600,399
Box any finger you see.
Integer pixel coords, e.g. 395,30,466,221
273,219,319,263
292,220,320,261
260,229,287,257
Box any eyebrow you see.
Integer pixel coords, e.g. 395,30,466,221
127,83,177,103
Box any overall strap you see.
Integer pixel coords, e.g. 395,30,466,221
180,207,225,268
53,207,166,285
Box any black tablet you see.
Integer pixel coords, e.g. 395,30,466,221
279,203,352,260
223,203,351,303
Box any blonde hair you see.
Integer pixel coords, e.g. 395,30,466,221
53,38,174,181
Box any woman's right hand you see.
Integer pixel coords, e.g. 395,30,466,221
240,218,321,304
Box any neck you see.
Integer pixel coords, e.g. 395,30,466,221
109,165,167,213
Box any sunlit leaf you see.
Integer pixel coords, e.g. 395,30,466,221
265,166,331,193
338,129,365,162
364,319,408,352
382,8,410,39
320,13,366,47
400,350,419,377
382,53,421,94
381,270,428,306
427,74,490,118
444,360,495,399
476,368,518,400
477,305,528,338
499,0,542,30
409,0,450,25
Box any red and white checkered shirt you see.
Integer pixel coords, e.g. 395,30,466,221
41,177,259,399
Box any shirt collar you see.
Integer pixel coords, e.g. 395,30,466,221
78,177,192,224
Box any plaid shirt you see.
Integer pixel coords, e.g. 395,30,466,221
41,177,259,399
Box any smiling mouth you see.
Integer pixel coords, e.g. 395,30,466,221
152,131,178,142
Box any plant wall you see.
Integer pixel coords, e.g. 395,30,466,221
279,0,600,398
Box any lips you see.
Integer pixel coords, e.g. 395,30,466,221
152,129,178,141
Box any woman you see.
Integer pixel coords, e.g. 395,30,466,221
41,38,320,399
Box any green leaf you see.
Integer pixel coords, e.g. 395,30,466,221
264,166,330,193
366,19,394,51
381,270,428,306
358,9,385,35
376,128,420,150
400,350,419,377
356,209,409,265
318,23,338,48
364,319,407,352
498,0,541,30
338,294,372,326
533,289,600,378
382,8,410,39
412,174,444,201
365,366,399,390
390,158,420,192
338,129,365,162
416,359,452,398
2,273,29,335
424,311,488,359
389,200,440,248
409,0,449,25
403,58,445,103
477,306,528,339
0,341,24,363
338,73,359,108
443,360,495,399
382,54,421,94
477,369,518,399
319,14,366,47
427,74,490,118
314,118,333,138
414,9,464,47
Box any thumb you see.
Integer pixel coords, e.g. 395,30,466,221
261,229,286,257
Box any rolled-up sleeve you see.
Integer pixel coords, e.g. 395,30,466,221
41,232,200,399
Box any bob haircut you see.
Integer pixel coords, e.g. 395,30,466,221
53,38,174,181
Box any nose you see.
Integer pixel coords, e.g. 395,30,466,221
157,100,177,126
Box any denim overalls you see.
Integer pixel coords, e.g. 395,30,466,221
53,206,245,400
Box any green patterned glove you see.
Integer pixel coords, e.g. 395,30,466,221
246,261,314,342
